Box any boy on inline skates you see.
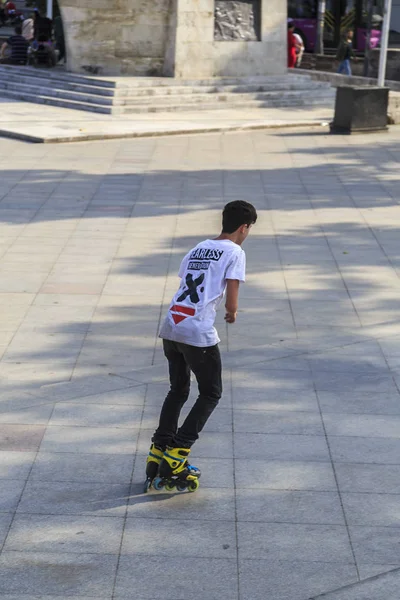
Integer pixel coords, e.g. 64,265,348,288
145,200,257,492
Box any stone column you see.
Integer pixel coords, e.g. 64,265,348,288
59,0,171,75
164,0,287,78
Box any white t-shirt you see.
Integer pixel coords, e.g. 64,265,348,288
159,238,246,347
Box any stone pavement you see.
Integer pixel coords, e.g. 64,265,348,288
0,97,332,143
0,127,400,599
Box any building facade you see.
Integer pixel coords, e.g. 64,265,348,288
59,0,287,77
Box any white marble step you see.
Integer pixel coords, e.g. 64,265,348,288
0,89,112,113
115,89,335,107
118,96,335,114
0,86,335,115
0,73,331,101
0,65,319,90
0,80,115,105
0,72,116,96
0,65,117,87
0,78,334,108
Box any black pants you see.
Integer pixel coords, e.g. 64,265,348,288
152,339,222,449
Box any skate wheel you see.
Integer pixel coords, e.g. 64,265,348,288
188,479,200,492
143,478,152,494
153,477,164,491
176,482,187,492
165,482,176,492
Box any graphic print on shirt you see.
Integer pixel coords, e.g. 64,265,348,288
170,248,224,325
177,273,205,304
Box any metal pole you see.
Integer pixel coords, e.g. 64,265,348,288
363,0,374,77
315,0,326,55
47,0,53,20
378,0,393,86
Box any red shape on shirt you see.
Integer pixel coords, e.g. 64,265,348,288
170,304,196,324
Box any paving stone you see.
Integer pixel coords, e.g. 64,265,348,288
0,551,117,596
342,493,400,527
30,452,134,484
235,459,336,491
71,385,147,405
236,489,345,525
239,559,357,600
128,486,235,521
233,409,324,435
308,567,400,600
0,424,46,451
39,425,139,454
313,373,397,393
335,463,400,494
231,388,319,412
0,479,26,512
234,432,330,462
357,564,400,579
0,404,55,425
17,481,130,516
237,522,353,563
317,390,400,415
349,526,400,568
323,414,400,439
329,436,400,465
114,555,238,600
48,403,144,428
121,517,236,557
0,451,36,479
4,514,124,554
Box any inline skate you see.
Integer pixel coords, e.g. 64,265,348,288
143,443,165,493
152,446,201,493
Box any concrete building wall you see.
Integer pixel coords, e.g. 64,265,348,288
60,0,171,75
60,0,287,78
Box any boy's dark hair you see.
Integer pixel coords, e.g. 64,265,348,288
15,24,22,35
222,200,257,233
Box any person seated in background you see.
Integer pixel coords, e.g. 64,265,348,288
22,12,35,42
33,9,52,42
4,0,16,18
31,33,56,67
0,1,6,27
0,24,29,64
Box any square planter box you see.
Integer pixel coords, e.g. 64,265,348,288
330,85,389,134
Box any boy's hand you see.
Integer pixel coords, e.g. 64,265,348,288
225,311,237,324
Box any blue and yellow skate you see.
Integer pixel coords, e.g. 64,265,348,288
152,446,201,493
143,443,164,493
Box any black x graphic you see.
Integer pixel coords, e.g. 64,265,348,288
177,273,205,304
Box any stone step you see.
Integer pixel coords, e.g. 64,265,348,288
0,78,334,108
118,96,335,115
0,74,331,102
0,80,115,106
0,72,116,97
0,85,335,115
114,81,330,97
0,88,112,114
113,75,319,89
0,65,118,88
0,65,317,90
114,89,335,107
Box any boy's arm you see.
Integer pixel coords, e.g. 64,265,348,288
225,279,240,324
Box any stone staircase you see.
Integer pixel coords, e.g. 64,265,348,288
0,65,335,114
